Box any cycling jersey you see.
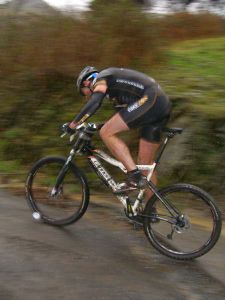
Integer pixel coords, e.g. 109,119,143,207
74,67,171,142
93,67,157,107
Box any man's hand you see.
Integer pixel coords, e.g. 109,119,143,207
61,123,76,135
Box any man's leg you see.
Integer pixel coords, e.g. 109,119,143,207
99,113,137,171
138,139,160,199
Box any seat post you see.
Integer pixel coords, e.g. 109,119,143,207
154,136,171,165
154,127,183,166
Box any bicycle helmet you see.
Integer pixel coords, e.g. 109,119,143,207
76,66,99,94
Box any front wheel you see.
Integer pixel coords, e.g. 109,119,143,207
26,156,89,226
143,184,222,260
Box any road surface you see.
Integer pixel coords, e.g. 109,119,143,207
0,188,224,300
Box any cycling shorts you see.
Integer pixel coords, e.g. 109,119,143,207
119,85,171,143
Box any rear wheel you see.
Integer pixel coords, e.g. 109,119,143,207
143,184,222,260
26,156,89,226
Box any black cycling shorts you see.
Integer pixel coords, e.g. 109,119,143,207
119,85,171,143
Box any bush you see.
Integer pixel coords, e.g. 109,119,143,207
161,12,225,42
88,0,166,70
0,1,224,192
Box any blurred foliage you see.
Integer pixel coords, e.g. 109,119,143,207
0,0,225,193
152,37,225,192
88,0,165,69
161,12,225,41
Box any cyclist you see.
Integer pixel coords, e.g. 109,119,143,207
62,66,171,193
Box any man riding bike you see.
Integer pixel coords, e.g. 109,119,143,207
62,66,171,194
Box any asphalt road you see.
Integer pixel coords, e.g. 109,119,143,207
0,188,225,300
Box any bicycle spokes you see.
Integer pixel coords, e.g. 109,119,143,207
144,184,221,259
28,159,86,223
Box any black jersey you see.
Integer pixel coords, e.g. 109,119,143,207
94,67,156,107
73,68,158,126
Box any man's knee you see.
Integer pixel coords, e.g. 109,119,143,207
99,124,112,140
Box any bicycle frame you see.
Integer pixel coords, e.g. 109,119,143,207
62,123,183,217
71,147,155,215
84,149,182,223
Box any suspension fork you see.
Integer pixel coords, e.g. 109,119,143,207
51,152,74,195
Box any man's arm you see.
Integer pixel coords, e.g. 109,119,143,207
69,83,107,129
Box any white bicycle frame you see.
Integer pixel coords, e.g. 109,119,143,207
64,123,182,217
66,123,174,216
88,149,156,215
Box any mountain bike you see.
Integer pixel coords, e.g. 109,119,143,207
25,122,222,260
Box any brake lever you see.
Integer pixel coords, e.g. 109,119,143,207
60,132,77,142
70,133,76,142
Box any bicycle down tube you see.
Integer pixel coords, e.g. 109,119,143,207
87,148,156,215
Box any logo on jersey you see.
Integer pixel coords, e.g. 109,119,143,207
76,113,90,125
138,95,148,105
116,79,144,90
127,95,148,113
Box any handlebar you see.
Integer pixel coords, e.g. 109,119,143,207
60,122,103,142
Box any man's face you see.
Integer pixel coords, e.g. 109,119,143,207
81,80,93,99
